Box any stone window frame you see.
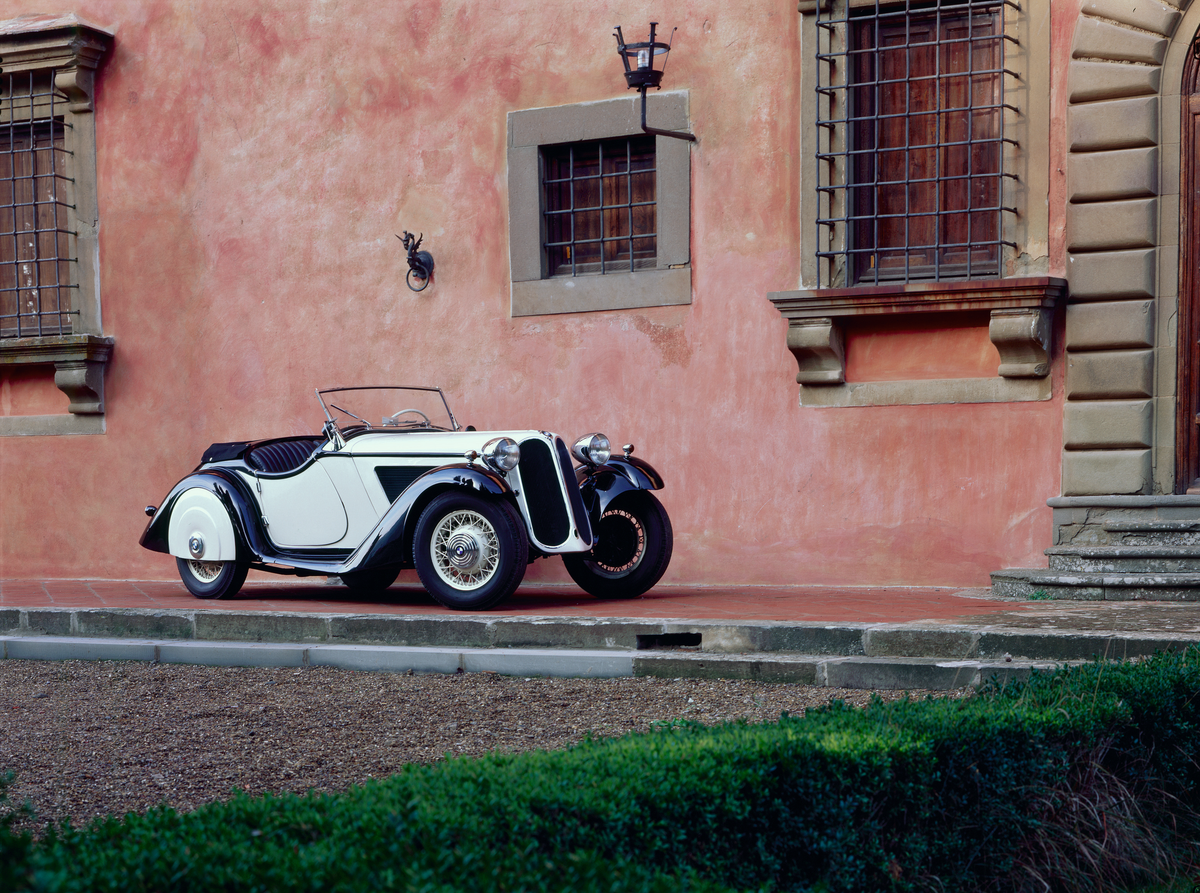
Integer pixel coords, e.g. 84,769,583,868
772,0,1054,407
0,14,112,437
507,92,691,317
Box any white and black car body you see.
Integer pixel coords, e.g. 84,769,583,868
140,387,672,609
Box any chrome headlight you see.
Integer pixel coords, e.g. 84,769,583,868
571,433,611,466
481,437,521,472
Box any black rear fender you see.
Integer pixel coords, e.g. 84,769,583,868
139,470,263,561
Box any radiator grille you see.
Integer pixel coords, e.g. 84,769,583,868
555,437,592,546
518,438,570,546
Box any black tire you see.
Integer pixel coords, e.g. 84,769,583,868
340,565,400,597
563,491,673,599
413,491,528,610
175,556,249,599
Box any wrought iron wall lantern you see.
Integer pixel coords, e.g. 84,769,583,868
613,22,696,142
396,230,435,292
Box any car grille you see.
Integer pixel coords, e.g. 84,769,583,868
517,437,574,547
555,437,592,546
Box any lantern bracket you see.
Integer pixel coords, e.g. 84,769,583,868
613,23,696,142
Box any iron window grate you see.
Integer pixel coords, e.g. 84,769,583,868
542,136,657,277
815,0,1020,286
0,70,76,339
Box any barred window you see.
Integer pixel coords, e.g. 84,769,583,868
542,136,656,277
816,0,1018,286
0,71,74,338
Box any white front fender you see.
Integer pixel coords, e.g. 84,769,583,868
167,488,238,562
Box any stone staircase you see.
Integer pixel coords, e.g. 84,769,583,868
992,497,1200,600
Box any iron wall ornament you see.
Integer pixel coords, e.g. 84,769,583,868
613,22,696,142
397,231,435,292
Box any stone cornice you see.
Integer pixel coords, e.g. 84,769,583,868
0,13,114,112
767,277,1067,322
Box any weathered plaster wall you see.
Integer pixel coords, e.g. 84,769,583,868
844,315,1001,382
0,0,1068,587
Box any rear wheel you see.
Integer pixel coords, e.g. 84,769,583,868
563,491,672,599
414,492,528,610
340,565,400,597
176,556,248,599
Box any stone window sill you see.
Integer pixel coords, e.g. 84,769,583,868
767,277,1066,403
0,335,113,433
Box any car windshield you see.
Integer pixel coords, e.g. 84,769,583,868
316,386,459,433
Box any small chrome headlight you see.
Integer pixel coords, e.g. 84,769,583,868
571,433,611,466
482,437,521,472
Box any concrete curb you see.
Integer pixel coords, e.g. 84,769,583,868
3,606,1198,688
0,635,1075,690
2,607,1197,660
0,637,636,679
633,652,1070,689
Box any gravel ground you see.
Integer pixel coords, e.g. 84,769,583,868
0,660,942,832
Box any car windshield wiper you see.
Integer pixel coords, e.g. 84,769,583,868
330,404,370,427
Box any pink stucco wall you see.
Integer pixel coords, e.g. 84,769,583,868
0,0,1072,588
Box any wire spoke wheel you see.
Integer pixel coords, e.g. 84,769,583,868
185,560,224,583
414,492,528,610
430,509,501,590
175,555,248,600
586,508,646,578
563,491,672,599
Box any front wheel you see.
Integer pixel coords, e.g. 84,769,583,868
175,556,248,599
563,491,673,599
413,492,528,610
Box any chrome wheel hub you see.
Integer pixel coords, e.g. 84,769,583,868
447,528,485,571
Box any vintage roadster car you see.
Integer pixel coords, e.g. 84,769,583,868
139,386,672,610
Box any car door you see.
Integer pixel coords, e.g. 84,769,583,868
255,462,349,548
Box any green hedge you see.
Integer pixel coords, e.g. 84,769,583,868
7,647,1200,892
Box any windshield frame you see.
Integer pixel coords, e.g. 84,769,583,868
315,386,461,433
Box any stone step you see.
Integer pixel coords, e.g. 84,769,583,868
1046,545,1200,573
1103,520,1200,531
3,606,1186,660
991,568,1200,601
0,634,1087,691
634,651,1064,689
1102,519,1200,547
4,608,1197,686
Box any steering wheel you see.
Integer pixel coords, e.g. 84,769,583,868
387,408,431,428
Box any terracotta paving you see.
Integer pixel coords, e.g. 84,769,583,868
0,576,1021,624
